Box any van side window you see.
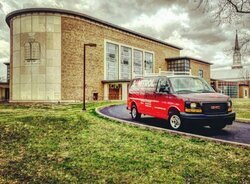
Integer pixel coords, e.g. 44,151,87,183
157,78,170,92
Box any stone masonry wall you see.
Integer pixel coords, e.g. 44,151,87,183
10,14,61,102
61,15,180,101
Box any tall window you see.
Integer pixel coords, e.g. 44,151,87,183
106,42,119,80
218,81,238,98
198,69,203,78
244,89,248,97
6,65,10,82
24,39,40,63
133,49,143,76
105,41,154,80
145,52,153,74
167,59,190,72
121,46,132,79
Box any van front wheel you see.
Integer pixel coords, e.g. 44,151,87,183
131,104,141,120
168,113,182,130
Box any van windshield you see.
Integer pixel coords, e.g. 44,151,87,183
169,77,215,94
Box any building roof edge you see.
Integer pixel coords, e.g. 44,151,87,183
166,56,212,65
6,8,183,50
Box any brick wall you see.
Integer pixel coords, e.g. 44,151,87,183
239,86,249,98
61,16,180,101
190,59,211,83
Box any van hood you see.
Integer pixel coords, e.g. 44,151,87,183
176,92,230,102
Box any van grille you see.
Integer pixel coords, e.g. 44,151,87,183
202,103,228,115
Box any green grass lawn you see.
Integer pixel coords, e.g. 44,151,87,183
232,98,250,120
0,102,249,183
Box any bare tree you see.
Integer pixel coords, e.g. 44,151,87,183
241,68,250,85
193,0,250,56
195,0,250,22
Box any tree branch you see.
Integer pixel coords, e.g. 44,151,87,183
227,0,250,13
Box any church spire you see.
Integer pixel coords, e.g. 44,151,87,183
235,30,240,51
232,30,242,69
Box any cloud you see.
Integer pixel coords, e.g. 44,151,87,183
0,0,249,79
0,3,10,79
182,27,228,45
166,31,202,58
122,6,189,33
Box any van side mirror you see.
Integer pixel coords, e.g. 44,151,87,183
159,86,170,93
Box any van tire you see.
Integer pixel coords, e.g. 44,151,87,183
209,123,227,130
131,104,141,120
168,112,183,130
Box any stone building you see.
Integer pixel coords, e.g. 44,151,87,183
6,8,211,102
0,62,10,102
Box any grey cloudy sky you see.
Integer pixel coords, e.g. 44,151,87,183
0,0,249,78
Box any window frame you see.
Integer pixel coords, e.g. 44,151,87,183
144,52,154,74
120,46,132,80
167,59,190,72
244,89,248,97
133,49,143,76
198,69,204,78
105,42,119,80
104,39,154,80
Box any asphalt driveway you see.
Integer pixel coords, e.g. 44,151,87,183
100,105,250,145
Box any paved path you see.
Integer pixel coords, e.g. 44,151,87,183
100,105,250,145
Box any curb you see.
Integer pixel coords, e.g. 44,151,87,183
96,105,250,149
236,118,250,124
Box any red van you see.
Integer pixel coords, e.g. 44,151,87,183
127,75,235,130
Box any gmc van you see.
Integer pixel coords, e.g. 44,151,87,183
127,75,235,130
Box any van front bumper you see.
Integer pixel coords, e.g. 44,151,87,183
180,112,235,125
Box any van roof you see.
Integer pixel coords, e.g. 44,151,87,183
167,75,200,78
134,75,200,79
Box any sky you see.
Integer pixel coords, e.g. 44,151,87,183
0,0,249,80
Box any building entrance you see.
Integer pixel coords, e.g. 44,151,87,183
108,84,121,100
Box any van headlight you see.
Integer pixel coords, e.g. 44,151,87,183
190,103,197,108
185,102,202,113
228,100,232,112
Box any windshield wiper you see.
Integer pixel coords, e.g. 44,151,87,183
197,89,214,93
175,90,196,94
